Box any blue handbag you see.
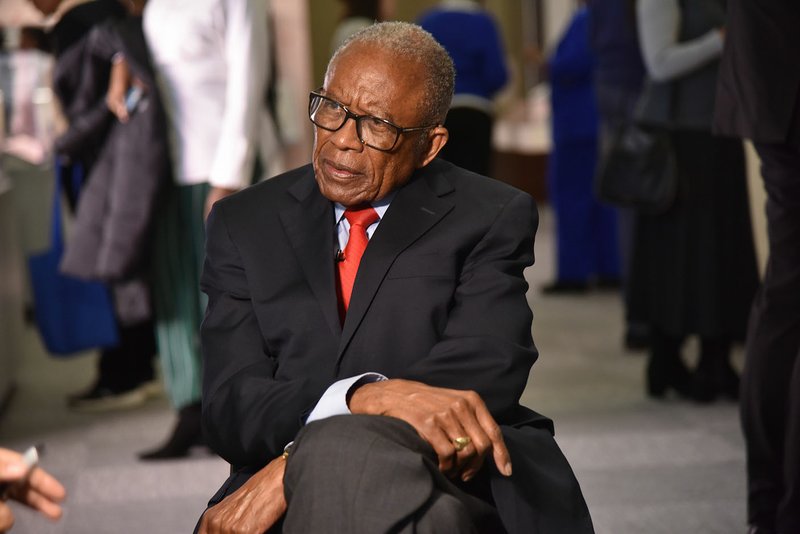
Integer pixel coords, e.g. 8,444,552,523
28,162,119,355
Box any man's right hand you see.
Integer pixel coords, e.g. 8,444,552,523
348,379,512,482
198,455,287,534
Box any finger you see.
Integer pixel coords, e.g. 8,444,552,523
473,404,511,476
448,397,493,480
13,486,63,520
27,468,66,503
0,502,14,532
419,418,460,475
0,461,26,482
0,450,26,483
428,400,486,479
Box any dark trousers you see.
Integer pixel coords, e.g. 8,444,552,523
743,142,800,533
284,415,502,533
98,319,156,391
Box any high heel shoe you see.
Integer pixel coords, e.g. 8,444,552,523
691,358,740,403
691,339,739,403
138,402,206,460
646,353,693,399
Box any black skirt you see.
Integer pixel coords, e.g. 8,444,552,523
628,129,759,340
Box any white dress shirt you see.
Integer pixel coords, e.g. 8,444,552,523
143,0,268,189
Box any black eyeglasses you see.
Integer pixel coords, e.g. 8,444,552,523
308,91,437,152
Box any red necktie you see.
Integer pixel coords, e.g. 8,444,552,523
337,206,379,316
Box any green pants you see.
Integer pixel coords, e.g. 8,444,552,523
152,182,209,409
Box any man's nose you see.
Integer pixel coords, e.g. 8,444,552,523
331,116,364,150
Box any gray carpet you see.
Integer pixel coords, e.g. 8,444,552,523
0,207,746,533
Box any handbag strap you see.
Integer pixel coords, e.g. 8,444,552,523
50,161,84,252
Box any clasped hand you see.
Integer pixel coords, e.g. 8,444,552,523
350,379,512,482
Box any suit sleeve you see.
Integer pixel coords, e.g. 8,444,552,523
200,203,323,467
401,190,541,424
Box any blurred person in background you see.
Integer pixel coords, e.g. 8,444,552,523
134,0,272,460
632,0,758,402
330,0,391,56
418,0,508,177
587,0,650,348
714,0,800,532
29,0,126,209
542,2,620,294
29,0,160,412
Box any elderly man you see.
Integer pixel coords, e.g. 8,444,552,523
198,22,593,534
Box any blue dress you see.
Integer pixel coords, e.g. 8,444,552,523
547,7,620,283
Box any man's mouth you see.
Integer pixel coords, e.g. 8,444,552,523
324,160,362,180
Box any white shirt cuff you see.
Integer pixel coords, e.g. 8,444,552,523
305,373,387,424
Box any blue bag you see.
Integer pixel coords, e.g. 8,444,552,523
28,163,119,355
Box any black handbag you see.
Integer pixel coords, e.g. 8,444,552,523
595,122,677,214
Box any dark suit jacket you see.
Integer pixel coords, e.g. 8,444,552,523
714,0,800,143
200,158,592,531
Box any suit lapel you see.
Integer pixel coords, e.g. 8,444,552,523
338,163,455,359
280,171,341,337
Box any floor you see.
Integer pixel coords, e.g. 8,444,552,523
0,206,747,534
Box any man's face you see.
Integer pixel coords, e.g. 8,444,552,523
312,44,439,207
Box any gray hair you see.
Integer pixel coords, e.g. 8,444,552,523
328,21,455,126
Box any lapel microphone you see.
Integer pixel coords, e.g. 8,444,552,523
335,249,345,262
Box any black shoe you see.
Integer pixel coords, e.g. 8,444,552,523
594,277,622,291
624,328,650,351
542,281,589,295
691,359,740,403
646,354,693,400
138,402,206,460
67,380,159,412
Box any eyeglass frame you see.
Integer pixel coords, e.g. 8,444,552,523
308,90,439,152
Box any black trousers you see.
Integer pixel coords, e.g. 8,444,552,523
98,319,156,391
743,141,800,533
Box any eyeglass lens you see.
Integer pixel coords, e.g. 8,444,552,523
309,94,398,150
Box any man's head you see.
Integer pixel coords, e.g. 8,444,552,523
311,21,454,207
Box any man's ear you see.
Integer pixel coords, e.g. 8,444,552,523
417,126,449,168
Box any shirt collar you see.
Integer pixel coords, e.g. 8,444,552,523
334,192,395,225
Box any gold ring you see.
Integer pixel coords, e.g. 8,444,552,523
453,436,471,452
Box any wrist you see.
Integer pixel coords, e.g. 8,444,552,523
348,380,383,415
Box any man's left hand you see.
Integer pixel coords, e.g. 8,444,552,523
348,379,512,482
198,455,287,534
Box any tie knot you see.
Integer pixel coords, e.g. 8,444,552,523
344,206,379,229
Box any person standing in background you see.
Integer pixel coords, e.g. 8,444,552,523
28,0,160,413
135,0,271,460
587,0,649,348
632,0,758,402
330,0,390,56
542,2,620,294
713,1,800,532
418,0,508,177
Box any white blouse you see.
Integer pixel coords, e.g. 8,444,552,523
143,0,269,188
